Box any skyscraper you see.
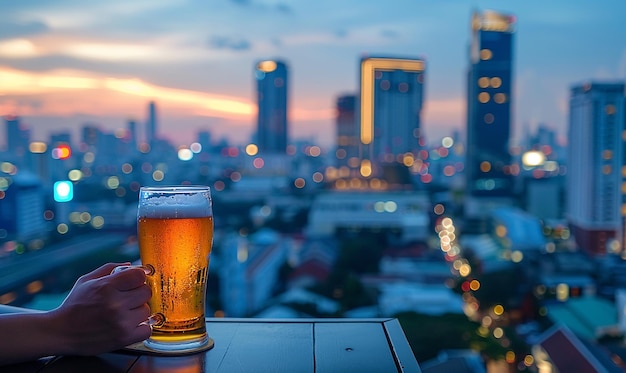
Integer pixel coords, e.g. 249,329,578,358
335,94,358,168
466,10,515,213
127,119,138,151
567,82,626,255
146,101,157,147
5,115,29,157
255,60,288,154
358,56,425,165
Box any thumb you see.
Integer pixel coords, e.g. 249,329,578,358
78,262,131,282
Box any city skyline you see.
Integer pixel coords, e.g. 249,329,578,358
0,0,625,149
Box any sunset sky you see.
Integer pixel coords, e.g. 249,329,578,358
0,0,625,149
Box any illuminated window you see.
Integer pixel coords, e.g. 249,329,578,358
494,93,506,104
621,182,626,194
484,113,495,124
257,60,277,73
622,165,626,176
603,165,612,175
556,283,569,301
478,92,490,103
490,77,502,88
29,142,47,154
622,204,626,216
478,77,489,88
606,105,616,115
603,150,613,160
480,49,492,60
480,161,491,172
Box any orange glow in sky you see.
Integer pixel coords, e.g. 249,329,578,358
0,66,254,118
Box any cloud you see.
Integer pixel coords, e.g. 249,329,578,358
228,0,292,14
0,66,255,119
0,35,217,64
275,3,293,14
333,29,348,39
229,0,252,6
0,20,48,40
208,35,252,51
380,29,399,39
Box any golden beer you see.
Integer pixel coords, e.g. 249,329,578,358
137,186,213,351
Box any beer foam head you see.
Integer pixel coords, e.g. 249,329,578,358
139,187,212,218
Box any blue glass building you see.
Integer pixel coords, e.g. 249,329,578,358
335,94,358,168
146,101,157,147
359,56,425,164
466,10,515,198
255,60,288,154
568,82,626,255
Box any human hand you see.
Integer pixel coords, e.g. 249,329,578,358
47,262,152,356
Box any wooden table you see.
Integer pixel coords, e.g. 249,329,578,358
5,318,421,372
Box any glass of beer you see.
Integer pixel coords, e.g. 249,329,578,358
137,186,213,351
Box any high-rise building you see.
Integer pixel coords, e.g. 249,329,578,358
146,101,157,147
0,171,47,240
465,10,515,213
197,131,212,152
358,56,425,166
81,124,102,147
567,82,626,255
335,94,358,168
127,119,138,151
255,60,288,154
5,115,29,158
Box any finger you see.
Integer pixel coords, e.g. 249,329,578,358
123,304,152,327
110,267,147,291
118,285,152,309
79,262,131,283
124,323,152,346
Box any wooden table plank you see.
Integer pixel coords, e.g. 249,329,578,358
132,321,314,373
0,318,421,372
130,320,239,373
213,322,313,373
382,319,422,373
42,353,139,373
314,322,400,373
0,356,55,373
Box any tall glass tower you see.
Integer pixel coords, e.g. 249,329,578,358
335,94,358,168
466,10,515,202
255,60,288,154
568,82,626,255
359,56,425,166
5,115,29,156
145,101,158,148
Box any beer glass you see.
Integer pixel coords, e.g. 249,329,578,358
137,186,213,351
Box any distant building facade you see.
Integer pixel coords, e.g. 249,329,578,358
255,60,288,154
465,10,516,217
0,172,47,240
358,56,425,168
335,94,359,169
5,115,29,159
307,191,430,244
146,101,157,147
567,82,626,255
218,229,288,317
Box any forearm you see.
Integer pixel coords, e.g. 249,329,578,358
0,311,69,366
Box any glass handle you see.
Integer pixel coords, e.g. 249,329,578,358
110,264,164,328
110,264,154,276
